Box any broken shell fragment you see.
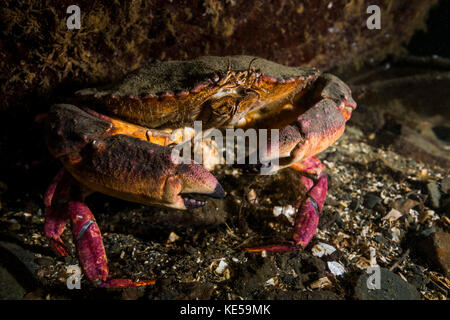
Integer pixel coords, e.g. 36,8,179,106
327,261,345,276
382,208,403,222
309,277,332,289
312,242,337,257
167,231,180,243
215,259,229,275
273,205,296,225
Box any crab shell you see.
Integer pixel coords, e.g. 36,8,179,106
75,56,324,129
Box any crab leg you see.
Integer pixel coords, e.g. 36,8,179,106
44,168,70,257
44,169,155,287
291,158,327,248
247,156,327,252
67,199,155,287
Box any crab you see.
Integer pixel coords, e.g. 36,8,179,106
42,56,356,287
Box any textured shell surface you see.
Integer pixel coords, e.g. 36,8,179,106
74,56,320,129
77,55,318,98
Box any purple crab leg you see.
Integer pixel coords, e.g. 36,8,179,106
45,168,155,287
67,200,155,287
247,156,327,252
44,168,70,257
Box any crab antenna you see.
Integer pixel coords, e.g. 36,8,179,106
248,57,258,73
245,58,258,86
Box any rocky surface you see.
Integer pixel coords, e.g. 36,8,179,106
354,268,421,300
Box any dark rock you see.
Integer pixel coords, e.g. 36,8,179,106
421,227,437,238
318,212,338,229
302,255,327,276
354,268,421,300
364,193,382,209
427,182,441,209
391,199,421,214
34,257,54,267
350,198,360,211
432,125,450,142
391,125,450,168
441,177,450,194
375,234,387,244
416,232,450,277
0,241,41,292
374,203,386,215
348,104,386,134
1,1,436,110
407,274,428,290
232,255,279,298
0,264,26,299
23,288,45,300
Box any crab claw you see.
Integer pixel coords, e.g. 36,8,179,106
257,73,356,173
175,163,225,209
59,134,224,211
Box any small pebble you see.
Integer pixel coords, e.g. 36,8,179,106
272,205,296,225
426,182,441,209
167,232,180,243
382,208,403,222
441,177,450,194
309,277,332,289
389,227,401,242
364,193,382,209
215,259,228,275
265,278,276,287
312,242,336,257
247,189,258,204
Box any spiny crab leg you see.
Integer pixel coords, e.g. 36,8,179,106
247,156,327,252
44,168,155,287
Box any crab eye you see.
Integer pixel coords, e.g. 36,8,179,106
235,87,246,95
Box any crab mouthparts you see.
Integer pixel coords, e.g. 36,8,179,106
182,196,207,209
181,184,225,209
